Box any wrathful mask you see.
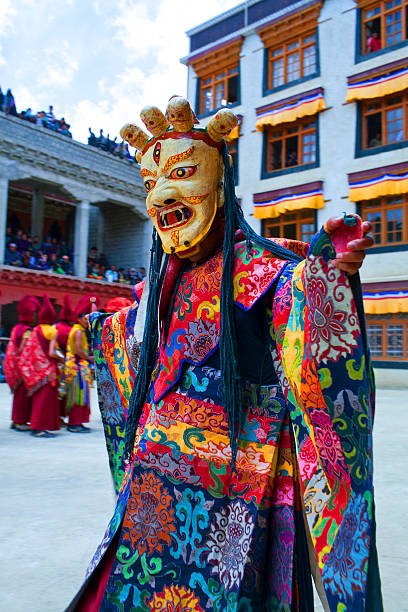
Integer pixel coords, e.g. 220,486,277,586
120,96,238,258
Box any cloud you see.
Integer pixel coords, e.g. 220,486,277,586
35,43,79,89
0,0,16,66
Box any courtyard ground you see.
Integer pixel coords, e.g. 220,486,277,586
0,384,406,611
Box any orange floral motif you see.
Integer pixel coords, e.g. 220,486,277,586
148,584,203,611
122,471,175,556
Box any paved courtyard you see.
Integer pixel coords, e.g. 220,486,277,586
0,384,406,611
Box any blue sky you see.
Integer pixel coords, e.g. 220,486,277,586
0,0,239,143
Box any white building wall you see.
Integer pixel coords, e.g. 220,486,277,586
186,0,408,285
101,205,151,271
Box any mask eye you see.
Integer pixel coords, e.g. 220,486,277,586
144,180,156,193
169,166,196,180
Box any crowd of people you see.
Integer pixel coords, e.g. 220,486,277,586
87,245,146,284
4,228,146,285
3,293,132,437
0,85,140,158
4,228,74,274
0,86,72,137
87,128,136,161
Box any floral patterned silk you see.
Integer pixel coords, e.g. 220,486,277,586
72,231,381,612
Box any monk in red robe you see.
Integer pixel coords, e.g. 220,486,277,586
55,293,74,423
19,294,60,437
4,295,40,431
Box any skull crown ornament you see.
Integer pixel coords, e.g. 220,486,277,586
120,96,238,258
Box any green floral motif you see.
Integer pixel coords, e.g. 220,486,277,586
346,355,366,381
235,243,264,265
174,276,193,321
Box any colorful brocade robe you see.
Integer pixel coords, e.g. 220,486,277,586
64,324,93,410
69,229,382,612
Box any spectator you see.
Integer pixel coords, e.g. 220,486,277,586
5,89,17,116
88,128,97,145
88,246,98,263
0,86,4,111
139,267,147,281
22,250,31,268
45,105,55,123
17,232,30,254
5,243,23,266
118,267,127,283
87,263,101,279
127,267,139,285
105,265,118,283
36,253,50,271
60,255,74,275
36,110,46,126
369,132,382,148
22,107,35,122
49,253,64,274
98,252,108,268
42,235,53,255
5,226,15,248
31,235,42,255
98,265,106,279
368,32,381,53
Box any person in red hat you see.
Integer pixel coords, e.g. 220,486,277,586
65,295,95,432
19,294,60,437
4,295,40,430
54,293,75,424
105,297,132,312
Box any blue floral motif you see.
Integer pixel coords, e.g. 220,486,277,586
322,493,370,603
170,487,213,567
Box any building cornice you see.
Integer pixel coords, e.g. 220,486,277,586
181,0,313,64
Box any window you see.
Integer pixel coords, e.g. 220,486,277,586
190,38,243,117
361,92,408,150
366,315,408,360
267,33,317,90
264,210,316,242
257,2,322,94
361,0,408,55
265,119,317,174
200,67,239,115
227,139,239,185
360,195,408,246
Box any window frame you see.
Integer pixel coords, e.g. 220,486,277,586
227,138,239,186
261,115,320,179
366,314,408,364
357,194,408,252
262,209,317,243
356,93,408,158
263,28,320,96
356,1,408,63
197,64,241,117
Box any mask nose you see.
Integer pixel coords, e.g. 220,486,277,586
149,181,181,208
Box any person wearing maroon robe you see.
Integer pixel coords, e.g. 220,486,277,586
4,295,40,431
55,293,74,422
19,294,61,438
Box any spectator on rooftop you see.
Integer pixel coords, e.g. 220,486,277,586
0,86,4,111
45,105,55,122
5,89,17,116
105,265,118,283
21,108,35,122
5,243,23,266
96,129,105,149
36,110,46,126
88,128,97,145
